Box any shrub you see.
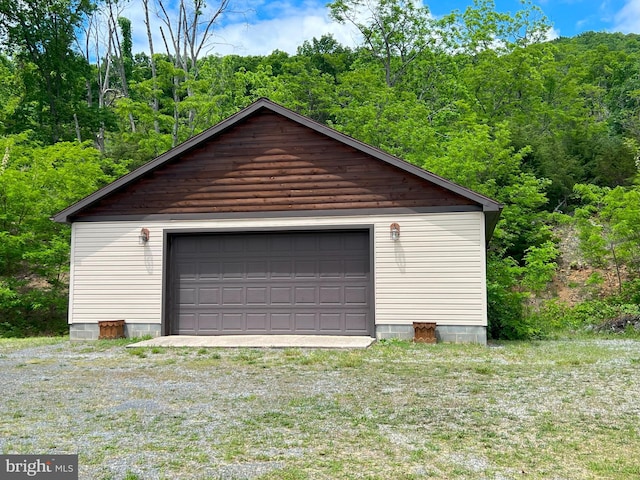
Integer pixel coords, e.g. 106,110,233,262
0,279,68,337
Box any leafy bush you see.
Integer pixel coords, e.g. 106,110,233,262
487,256,531,339
0,279,68,337
527,298,640,338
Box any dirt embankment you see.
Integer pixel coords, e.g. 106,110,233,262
549,223,628,306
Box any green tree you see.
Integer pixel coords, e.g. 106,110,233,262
328,0,448,86
0,0,95,142
0,134,117,335
574,183,640,294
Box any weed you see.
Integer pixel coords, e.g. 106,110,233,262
334,351,364,368
127,348,147,358
473,364,495,375
233,348,264,364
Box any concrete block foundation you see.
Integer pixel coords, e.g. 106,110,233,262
69,323,162,340
70,323,486,345
375,324,415,341
375,324,487,345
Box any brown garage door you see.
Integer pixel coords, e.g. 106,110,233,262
168,230,372,336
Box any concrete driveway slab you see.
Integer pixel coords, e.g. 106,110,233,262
127,335,376,349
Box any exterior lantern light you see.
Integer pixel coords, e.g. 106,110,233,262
139,228,150,245
390,223,400,241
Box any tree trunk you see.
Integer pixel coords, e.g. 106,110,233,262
73,114,82,142
143,0,160,134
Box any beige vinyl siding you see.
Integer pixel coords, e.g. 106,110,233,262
375,213,487,326
69,212,486,327
70,224,163,324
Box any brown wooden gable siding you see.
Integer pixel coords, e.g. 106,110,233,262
76,110,477,218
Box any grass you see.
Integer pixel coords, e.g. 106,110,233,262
1,338,640,479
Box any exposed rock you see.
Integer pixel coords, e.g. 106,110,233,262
595,314,640,333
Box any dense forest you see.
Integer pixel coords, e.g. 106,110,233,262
0,0,638,338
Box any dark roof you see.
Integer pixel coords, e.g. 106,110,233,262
52,98,502,236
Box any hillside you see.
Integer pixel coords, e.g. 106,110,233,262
0,0,638,338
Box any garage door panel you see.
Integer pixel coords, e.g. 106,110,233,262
179,288,196,305
247,261,268,279
246,287,267,304
271,260,294,278
199,288,220,305
345,286,367,304
294,260,316,278
271,287,292,304
294,313,316,330
199,239,220,254
246,313,267,331
271,236,293,252
178,313,196,333
345,259,368,277
197,314,220,333
320,260,342,278
175,238,197,254
170,231,371,335
319,313,341,331
222,237,243,253
222,313,243,331
294,235,317,252
294,286,317,304
271,313,293,331
177,262,197,280
222,287,243,305
345,234,369,250
222,262,243,279
246,236,267,253
345,313,367,332
319,235,342,250
319,286,341,304
198,262,220,279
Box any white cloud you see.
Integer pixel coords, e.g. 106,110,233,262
208,7,360,56
546,26,560,41
613,0,640,33
121,0,361,57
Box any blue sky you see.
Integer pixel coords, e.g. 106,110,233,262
431,1,638,37
125,0,640,57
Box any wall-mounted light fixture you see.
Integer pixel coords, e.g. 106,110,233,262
390,223,400,241
139,228,150,245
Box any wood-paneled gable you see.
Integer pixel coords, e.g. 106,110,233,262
75,110,477,219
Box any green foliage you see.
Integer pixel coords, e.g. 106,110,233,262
0,0,95,142
328,0,441,86
486,255,528,339
0,135,115,336
0,279,68,337
573,183,640,294
529,298,640,337
0,1,638,339
522,241,560,294
424,120,552,260
454,0,551,54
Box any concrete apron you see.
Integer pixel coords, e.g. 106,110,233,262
127,335,376,349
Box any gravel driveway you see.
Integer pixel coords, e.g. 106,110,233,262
2,338,640,479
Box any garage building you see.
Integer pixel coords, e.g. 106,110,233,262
53,98,502,343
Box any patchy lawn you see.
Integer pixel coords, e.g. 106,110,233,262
1,337,639,479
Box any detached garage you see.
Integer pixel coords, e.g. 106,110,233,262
53,98,502,344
